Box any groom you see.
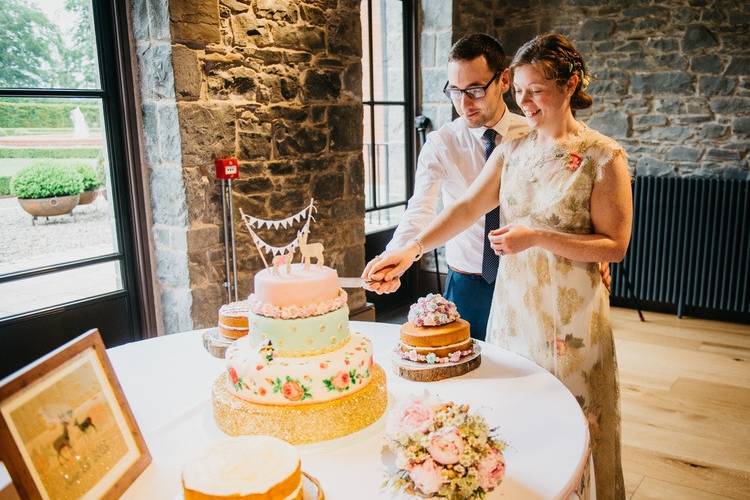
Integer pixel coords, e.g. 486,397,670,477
364,34,528,340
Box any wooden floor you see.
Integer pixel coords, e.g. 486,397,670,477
611,307,750,499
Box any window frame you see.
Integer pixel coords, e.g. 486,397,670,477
0,1,155,340
362,0,418,233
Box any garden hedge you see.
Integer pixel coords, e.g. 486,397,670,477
0,102,100,129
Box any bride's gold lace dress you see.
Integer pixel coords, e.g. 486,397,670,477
488,125,626,499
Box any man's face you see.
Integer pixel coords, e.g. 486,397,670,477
446,56,509,128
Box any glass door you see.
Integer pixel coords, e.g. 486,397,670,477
0,0,142,377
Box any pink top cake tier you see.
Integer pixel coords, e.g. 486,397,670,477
252,263,340,308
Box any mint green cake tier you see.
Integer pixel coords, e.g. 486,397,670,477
248,305,351,356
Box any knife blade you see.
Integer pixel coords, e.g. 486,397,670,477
338,277,368,288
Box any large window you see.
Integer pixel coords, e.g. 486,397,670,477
0,0,143,376
361,0,416,234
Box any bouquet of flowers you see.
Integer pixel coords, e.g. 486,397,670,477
383,397,506,499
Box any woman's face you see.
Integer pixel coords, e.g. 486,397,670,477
512,63,574,130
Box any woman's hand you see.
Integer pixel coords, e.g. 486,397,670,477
361,244,419,294
489,223,537,255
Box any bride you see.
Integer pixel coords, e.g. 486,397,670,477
364,33,631,499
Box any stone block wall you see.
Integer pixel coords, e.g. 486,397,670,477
452,0,750,179
132,0,193,334
167,0,365,328
420,1,454,130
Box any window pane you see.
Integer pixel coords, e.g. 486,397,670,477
0,97,119,275
362,0,404,102
0,261,123,319
365,205,406,234
0,0,100,89
374,105,407,206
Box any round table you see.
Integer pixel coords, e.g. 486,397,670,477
103,321,589,499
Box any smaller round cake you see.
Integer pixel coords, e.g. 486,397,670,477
218,301,249,340
395,294,480,382
182,436,302,500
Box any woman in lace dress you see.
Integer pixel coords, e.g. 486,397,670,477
365,34,631,499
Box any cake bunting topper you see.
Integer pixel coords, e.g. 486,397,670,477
240,198,325,273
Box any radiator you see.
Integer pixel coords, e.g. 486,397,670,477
611,176,750,320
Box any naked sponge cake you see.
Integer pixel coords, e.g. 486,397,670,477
399,294,473,362
182,435,302,500
395,294,480,381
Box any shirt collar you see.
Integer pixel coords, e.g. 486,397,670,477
468,106,511,142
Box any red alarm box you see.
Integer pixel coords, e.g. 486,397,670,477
215,157,239,180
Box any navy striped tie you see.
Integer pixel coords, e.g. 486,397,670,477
481,128,499,283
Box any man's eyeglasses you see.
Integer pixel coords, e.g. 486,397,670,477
442,72,501,100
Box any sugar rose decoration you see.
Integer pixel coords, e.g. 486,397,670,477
384,397,506,498
408,294,460,327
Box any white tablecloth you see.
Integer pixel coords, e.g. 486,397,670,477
1,322,590,499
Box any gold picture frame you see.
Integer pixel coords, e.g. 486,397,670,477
0,330,150,499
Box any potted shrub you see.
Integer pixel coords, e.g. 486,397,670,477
72,163,104,204
11,163,84,218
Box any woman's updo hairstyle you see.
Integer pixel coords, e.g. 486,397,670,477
510,33,593,110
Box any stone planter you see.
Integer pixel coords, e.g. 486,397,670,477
17,194,80,217
79,189,99,205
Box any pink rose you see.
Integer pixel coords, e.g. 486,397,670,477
332,371,350,390
568,152,583,172
409,458,444,496
282,380,304,401
427,427,464,465
399,401,433,433
477,448,505,491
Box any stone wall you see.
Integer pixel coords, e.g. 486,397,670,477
132,0,192,334
420,0,454,130
453,0,750,178
168,0,365,328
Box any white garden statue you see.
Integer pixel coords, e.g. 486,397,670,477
299,226,324,270
70,107,89,139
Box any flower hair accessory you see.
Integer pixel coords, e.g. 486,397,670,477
383,396,507,498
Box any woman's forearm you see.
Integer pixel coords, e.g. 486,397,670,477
533,227,628,263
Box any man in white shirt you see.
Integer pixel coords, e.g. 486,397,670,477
364,34,528,340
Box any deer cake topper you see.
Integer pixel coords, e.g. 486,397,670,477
240,198,326,274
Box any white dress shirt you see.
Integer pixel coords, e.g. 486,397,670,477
387,108,529,274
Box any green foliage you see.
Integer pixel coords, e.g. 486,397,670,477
0,147,101,159
0,0,98,89
59,0,98,88
0,0,64,88
0,102,100,129
0,176,11,196
72,163,102,191
10,162,84,199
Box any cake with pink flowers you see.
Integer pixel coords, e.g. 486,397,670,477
212,263,387,444
398,294,474,364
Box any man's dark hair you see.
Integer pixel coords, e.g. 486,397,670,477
448,34,506,73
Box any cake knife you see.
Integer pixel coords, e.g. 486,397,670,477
338,277,369,288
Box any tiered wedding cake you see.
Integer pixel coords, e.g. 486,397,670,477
212,201,387,443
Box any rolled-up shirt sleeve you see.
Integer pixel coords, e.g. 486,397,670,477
386,134,448,250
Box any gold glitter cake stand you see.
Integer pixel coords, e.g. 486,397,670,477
212,364,388,444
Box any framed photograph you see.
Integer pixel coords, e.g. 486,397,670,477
0,330,150,499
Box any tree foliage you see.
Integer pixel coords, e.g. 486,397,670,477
0,0,64,88
0,0,98,89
